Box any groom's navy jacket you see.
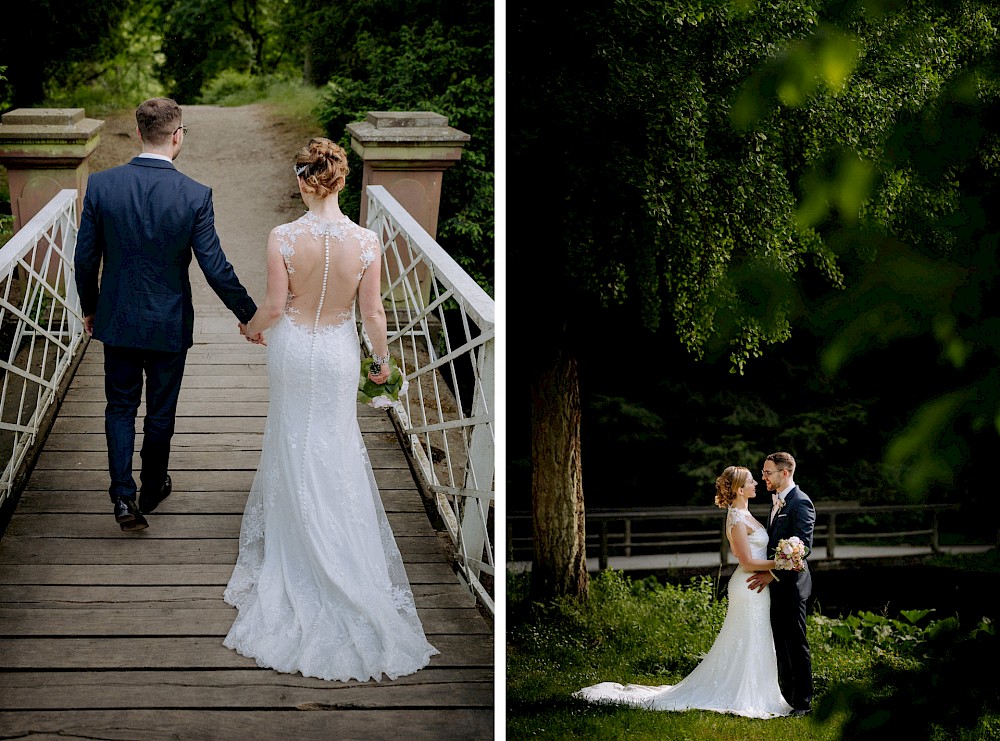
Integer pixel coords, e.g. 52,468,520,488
768,485,816,599
75,156,257,352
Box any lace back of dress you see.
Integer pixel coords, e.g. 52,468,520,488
298,229,330,493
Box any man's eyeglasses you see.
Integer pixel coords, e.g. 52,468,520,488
174,125,188,135
761,469,785,478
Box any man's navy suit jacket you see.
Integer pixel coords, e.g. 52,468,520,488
75,156,257,352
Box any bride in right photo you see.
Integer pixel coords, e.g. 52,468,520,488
574,460,815,719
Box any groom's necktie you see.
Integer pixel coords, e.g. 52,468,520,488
769,494,780,527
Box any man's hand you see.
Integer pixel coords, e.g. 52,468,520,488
83,315,95,336
239,322,266,346
746,570,776,593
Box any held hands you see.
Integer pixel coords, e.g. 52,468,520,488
239,322,266,346
83,315,95,336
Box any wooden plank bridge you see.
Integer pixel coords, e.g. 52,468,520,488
0,307,494,739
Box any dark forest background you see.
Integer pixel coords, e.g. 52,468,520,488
0,0,494,295
508,0,999,545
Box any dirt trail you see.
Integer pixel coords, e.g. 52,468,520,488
90,103,323,310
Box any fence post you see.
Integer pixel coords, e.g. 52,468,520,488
624,518,632,558
931,511,941,553
719,521,728,566
827,513,837,559
600,521,608,571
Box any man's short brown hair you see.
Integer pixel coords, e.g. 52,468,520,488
766,451,796,474
136,97,182,146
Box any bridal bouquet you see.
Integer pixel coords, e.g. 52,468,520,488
774,536,809,572
358,355,408,409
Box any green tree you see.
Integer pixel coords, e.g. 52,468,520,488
314,19,494,292
511,0,1000,599
158,0,261,101
0,0,135,107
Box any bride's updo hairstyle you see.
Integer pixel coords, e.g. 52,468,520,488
294,137,350,199
714,466,750,509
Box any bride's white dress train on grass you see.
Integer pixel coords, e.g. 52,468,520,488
574,508,792,719
223,211,438,682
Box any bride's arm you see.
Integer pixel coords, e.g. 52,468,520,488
246,229,288,337
358,242,390,383
728,523,776,572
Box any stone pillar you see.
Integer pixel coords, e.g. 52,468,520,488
346,111,469,240
347,112,469,307
0,108,104,231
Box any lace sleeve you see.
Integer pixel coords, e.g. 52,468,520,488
726,507,751,533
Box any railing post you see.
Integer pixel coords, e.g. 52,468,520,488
0,108,103,232
347,112,469,304
458,340,495,579
624,518,632,558
0,109,103,291
600,521,609,571
931,511,940,553
827,513,837,559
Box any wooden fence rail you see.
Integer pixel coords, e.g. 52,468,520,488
508,503,966,570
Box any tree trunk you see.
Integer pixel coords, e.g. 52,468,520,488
530,349,589,601
302,44,314,86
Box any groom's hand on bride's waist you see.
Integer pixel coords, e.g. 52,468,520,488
746,570,775,593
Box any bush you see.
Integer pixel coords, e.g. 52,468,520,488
314,21,494,295
508,567,1000,739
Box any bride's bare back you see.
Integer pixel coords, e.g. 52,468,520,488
275,211,380,330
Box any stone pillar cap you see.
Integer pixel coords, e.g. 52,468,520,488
347,111,470,144
0,108,104,141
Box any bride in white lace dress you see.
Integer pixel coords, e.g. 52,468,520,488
223,137,438,681
574,466,792,718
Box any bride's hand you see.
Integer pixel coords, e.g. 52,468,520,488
368,365,391,385
239,323,266,346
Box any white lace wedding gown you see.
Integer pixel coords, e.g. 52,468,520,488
574,507,792,718
223,211,439,681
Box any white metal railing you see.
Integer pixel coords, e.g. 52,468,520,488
0,189,84,507
364,185,496,616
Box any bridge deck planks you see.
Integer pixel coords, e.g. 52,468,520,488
0,312,494,740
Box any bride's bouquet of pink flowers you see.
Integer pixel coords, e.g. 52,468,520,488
774,536,808,571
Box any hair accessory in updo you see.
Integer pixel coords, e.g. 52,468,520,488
293,137,350,198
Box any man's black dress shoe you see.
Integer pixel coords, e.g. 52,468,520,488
140,474,172,514
790,708,811,718
114,497,148,532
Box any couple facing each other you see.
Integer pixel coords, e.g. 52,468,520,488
575,452,816,719
74,97,438,682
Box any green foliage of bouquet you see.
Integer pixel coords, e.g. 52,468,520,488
357,356,408,409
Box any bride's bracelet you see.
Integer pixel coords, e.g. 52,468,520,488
372,351,391,367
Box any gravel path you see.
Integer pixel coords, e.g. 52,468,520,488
181,104,309,306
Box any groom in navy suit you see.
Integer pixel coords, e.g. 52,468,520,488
75,97,260,532
747,451,816,716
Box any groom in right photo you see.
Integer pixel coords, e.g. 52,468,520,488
747,451,816,717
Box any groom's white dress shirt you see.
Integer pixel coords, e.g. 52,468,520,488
770,480,795,527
